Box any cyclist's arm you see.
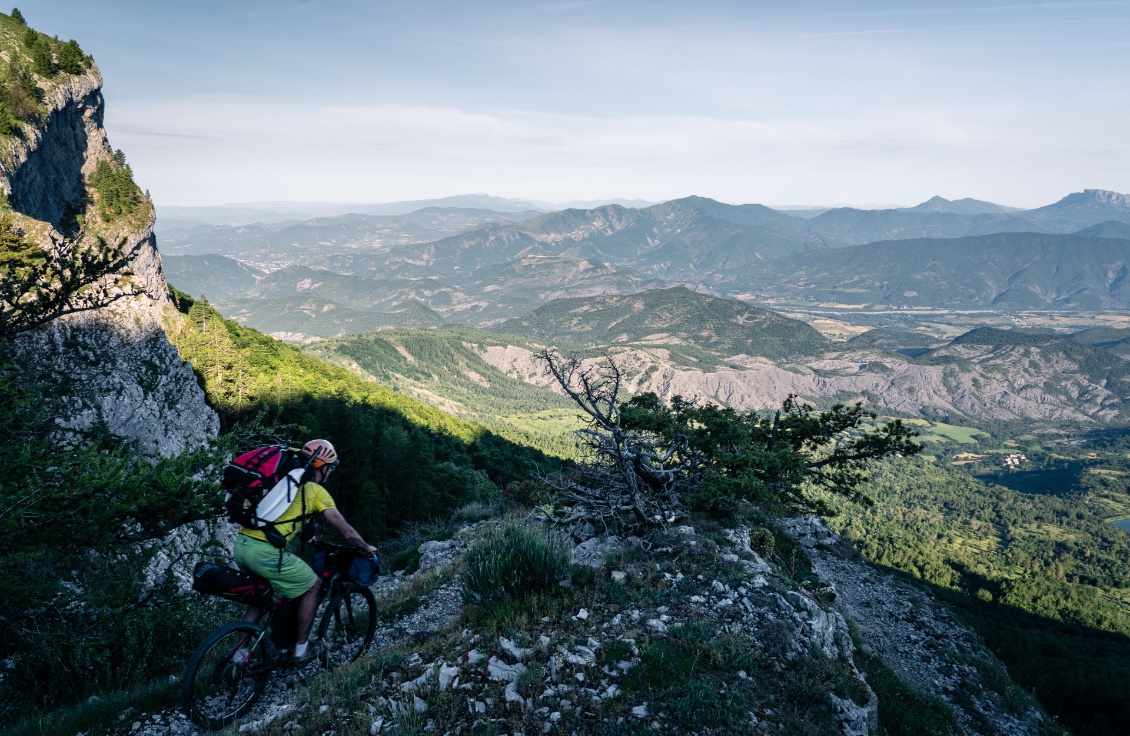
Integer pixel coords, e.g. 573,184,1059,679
322,508,377,555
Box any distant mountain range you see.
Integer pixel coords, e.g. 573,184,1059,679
156,195,657,229
158,188,1130,342
738,232,1130,310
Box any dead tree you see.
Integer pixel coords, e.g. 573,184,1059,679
536,349,686,536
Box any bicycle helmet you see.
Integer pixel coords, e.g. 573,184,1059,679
302,439,340,468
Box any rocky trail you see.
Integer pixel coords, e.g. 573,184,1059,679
103,519,1046,736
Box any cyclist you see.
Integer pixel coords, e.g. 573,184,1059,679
232,438,377,665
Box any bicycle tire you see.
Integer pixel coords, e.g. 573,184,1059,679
181,621,275,730
317,583,377,670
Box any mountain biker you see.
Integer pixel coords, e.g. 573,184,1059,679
232,439,377,665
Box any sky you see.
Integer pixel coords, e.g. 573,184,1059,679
18,0,1130,208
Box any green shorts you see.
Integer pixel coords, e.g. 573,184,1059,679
234,534,317,600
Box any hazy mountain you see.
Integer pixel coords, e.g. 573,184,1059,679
246,267,486,316
1017,189,1130,232
900,196,1020,215
495,286,827,359
156,195,550,226
156,195,662,229
801,207,1043,247
157,208,541,256
163,254,263,302
1075,220,1130,239
376,197,811,283
219,294,445,339
739,233,1130,310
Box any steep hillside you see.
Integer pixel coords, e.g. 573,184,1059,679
738,232,1130,310
305,327,580,455
496,286,828,359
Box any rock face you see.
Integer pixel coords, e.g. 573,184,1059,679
476,340,1124,424
794,516,1046,736
1,65,217,456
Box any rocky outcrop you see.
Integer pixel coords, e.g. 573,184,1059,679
792,516,1046,736
1,67,103,230
1,63,217,456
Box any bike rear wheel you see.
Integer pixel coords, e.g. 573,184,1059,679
317,584,377,670
181,621,275,730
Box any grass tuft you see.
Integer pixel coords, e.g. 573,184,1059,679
462,522,571,605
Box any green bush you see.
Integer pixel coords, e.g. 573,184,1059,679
388,544,421,574
0,59,39,123
750,526,775,558
462,522,570,604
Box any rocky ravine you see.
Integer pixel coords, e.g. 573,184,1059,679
475,341,1122,423
111,518,1044,736
0,60,216,456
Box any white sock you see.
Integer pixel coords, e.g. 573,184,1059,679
294,641,309,657
234,647,250,662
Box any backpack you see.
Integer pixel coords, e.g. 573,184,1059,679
222,445,314,549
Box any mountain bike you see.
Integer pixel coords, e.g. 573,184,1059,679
181,541,378,730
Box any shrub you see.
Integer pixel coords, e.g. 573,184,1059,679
388,545,421,575
462,522,570,604
0,102,18,136
750,526,775,558
0,59,39,122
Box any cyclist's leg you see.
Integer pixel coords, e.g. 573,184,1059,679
294,577,322,646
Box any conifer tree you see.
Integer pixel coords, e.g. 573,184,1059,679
10,7,24,24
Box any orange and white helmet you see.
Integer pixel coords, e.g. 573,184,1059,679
302,439,339,468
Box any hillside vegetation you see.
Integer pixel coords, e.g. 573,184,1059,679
165,291,560,537
305,327,581,456
740,232,1130,309
496,286,828,358
826,453,1130,735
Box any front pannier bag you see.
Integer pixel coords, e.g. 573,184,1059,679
192,561,274,608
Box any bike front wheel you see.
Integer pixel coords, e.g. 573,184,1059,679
317,584,377,670
181,621,275,730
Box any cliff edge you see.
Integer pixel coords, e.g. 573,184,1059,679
0,21,216,456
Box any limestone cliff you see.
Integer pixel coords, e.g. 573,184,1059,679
0,58,217,455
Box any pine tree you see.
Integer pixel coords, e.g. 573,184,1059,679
56,39,85,75
10,7,24,25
